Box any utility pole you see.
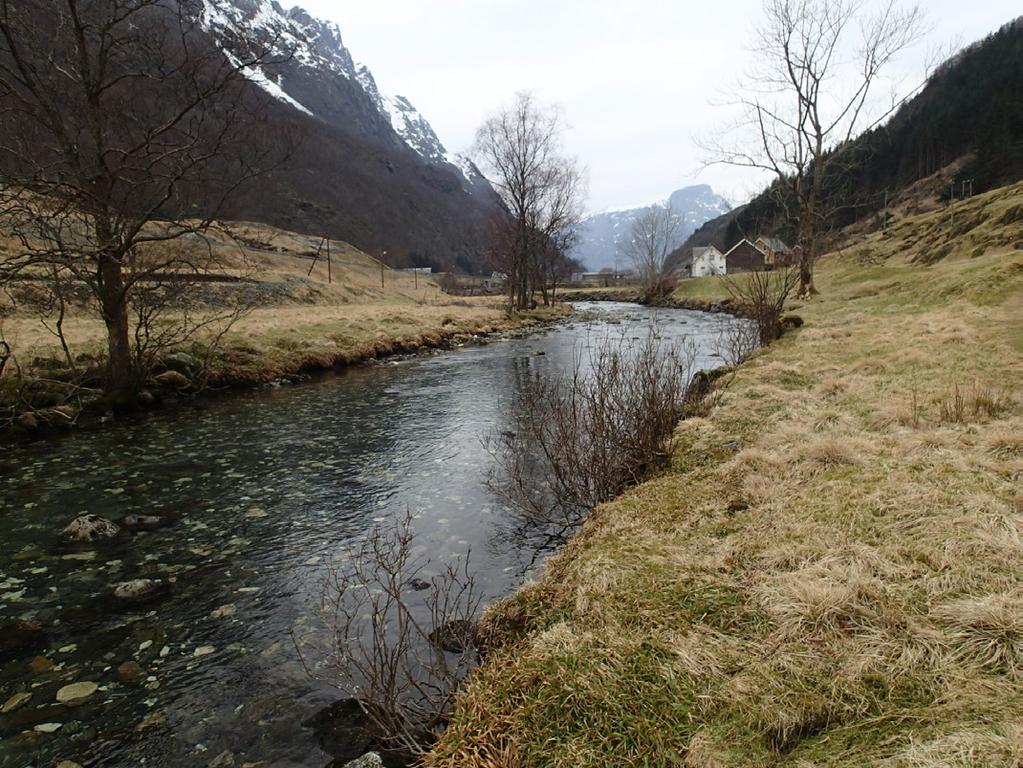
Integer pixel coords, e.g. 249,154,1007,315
950,179,956,227
326,238,332,284
381,250,387,288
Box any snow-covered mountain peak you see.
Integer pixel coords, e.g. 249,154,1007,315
199,0,479,186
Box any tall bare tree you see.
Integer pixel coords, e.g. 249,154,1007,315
0,0,289,407
473,93,585,310
621,204,684,301
704,0,924,297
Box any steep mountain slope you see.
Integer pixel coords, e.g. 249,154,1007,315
678,16,1023,258
199,0,501,271
574,185,731,271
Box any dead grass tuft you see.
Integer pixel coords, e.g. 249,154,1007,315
933,593,1023,675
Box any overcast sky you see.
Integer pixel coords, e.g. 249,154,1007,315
300,0,1018,214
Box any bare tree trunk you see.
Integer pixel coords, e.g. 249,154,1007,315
98,253,135,407
797,216,818,297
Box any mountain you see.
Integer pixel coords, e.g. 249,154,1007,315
198,0,502,271
574,186,731,271
678,16,1023,258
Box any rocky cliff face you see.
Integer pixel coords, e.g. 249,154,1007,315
573,185,731,271
198,0,499,270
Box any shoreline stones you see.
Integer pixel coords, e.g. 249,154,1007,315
154,370,191,390
61,515,120,544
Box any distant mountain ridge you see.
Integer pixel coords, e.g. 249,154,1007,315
197,0,501,270
573,185,731,271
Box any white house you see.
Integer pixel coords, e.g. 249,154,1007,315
688,246,726,277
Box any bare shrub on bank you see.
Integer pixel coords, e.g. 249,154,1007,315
724,267,799,345
318,510,482,761
490,331,696,528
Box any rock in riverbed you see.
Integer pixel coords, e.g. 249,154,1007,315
0,619,47,662
121,514,167,531
112,579,169,604
55,681,98,704
1,691,32,714
117,661,146,685
61,515,120,544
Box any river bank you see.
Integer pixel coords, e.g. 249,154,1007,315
428,184,1023,766
2,284,569,441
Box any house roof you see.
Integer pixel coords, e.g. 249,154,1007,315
756,236,791,252
723,238,758,257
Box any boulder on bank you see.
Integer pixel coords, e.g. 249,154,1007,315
163,351,198,374
61,515,120,544
154,370,191,390
15,411,39,432
38,404,78,428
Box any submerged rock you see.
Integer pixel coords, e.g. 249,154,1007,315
61,515,120,544
111,579,169,604
121,514,167,532
117,661,146,685
1,691,32,714
428,620,478,654
304,699,374,763
408,578,430,591
0,619,47,662
55,681,98,704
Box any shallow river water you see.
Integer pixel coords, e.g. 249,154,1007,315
0,302,736,768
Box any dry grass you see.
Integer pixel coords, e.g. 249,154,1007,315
427,184,1023,767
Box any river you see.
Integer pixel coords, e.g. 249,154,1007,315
0,302,737,768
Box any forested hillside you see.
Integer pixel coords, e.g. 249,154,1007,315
682,17,1023,254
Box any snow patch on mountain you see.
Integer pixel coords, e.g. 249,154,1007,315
199,0,477,186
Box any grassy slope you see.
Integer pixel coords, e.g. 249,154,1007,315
429,183,1023,767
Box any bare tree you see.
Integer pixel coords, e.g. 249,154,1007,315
473,93,585,310
620,204,684,302
703,0,924,297
724,266,800,344
0,0,289,407
489,331,695,529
